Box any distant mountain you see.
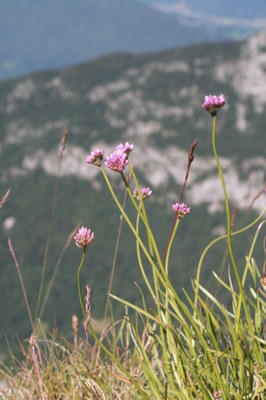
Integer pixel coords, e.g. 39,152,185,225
0,31,265,351
138,0,266,38
1,0,259,81
139,0,266,18
0,0,217,81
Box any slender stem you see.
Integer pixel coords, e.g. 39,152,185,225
101,167,189,343
162,216,177,265
8,238,35,332
104,190,127,320
242,219,266,286
100,167,165,278
35,130,66,322
164,217,180,327
77,249,86,318
31,345,45,400
164,218,180,275
211,115,249,326
126,166,164,271
135,213,157,300
163,141,198,264
194,208,265,308
211,117,233,259
39,225,79,320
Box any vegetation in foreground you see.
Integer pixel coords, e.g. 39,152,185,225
0,95,265,399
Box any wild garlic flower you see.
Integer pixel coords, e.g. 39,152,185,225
74,226,94,248
172,202,191,219
105,150,129,172
202,94,225,116
133,187,152,200
213,389,222,399
86,149,104,166
116,142,134,155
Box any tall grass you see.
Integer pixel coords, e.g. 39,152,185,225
0,96,265,399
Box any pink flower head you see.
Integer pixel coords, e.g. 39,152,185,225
133,187,152,200
116,142,134,155
74,226,94,248
202,94,226,116
172,202,191,219
86,149,104,166
213,389,222,399
105,150,129,173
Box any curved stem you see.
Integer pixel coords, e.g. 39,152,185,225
77,249,86,318
212,117,233,261
242,219,266,286
194,207,265,307
135,212,157,300
104,189,127,320
100,167,166,280
164,218,180,275
211,115,249,326
127,166,163,271
100,167,189,331
164,217,180,334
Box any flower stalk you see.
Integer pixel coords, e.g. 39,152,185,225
77,249,86,318
211,114,250,327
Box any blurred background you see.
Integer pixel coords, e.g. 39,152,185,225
0,0,265,358
1,0,266,80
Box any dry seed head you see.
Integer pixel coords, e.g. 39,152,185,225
72,314,79,336
29,334,38,347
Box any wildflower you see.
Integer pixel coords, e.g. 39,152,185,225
133,187,152,200
213,389,222,399
202,94,226,116
86,149,104,166
105,150,129,172
74,226,94,248
116,142,134,155
172,202,191,219
29,334,38,347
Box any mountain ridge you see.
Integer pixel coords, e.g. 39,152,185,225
0,0,230,81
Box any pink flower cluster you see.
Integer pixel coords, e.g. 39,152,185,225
213,389,222,399
74,226,94,248
86,149,104,166
202,94,225,116
133,187,152,200
86,142,133,173
105,151,129,173
116,142,134,155
105,142,134,172
172,202,191,219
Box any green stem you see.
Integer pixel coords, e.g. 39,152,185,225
127,166,164,271
135,212,157,300
100,167,167,283
164,218,180,276
242,219,266,287
211,115,249,327
104,189,127,320
77,249,86,318
194,208,265,309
